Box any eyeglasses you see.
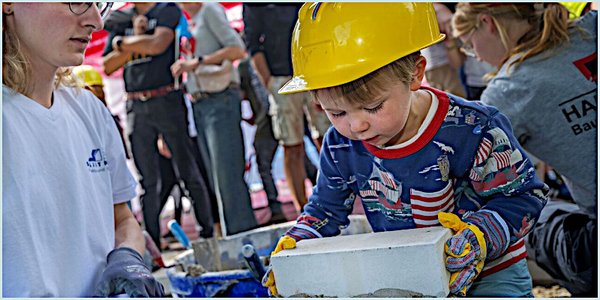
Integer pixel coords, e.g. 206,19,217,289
68,2,113,20
459,28,477,57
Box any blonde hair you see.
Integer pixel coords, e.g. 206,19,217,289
3,12,78,96
312,52,421,105
453,3,573,77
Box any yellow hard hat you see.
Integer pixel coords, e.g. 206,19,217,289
560,2,589,19
279,2,445,95
72,65,104,87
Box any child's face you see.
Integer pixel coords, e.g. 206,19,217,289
319,82,415,147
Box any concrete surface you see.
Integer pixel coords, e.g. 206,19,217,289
271,227,452,298
191,215,373,272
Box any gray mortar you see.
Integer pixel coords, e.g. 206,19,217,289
289,288,429,298
353,288,428,297
191,215,372,271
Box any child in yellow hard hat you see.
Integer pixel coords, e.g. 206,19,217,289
263,3,548,297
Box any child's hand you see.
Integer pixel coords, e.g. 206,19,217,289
438,212,487,296
262,236,296,297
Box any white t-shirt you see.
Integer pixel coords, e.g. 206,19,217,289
2,86,137,297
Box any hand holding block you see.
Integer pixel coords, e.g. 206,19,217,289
271,227,452,297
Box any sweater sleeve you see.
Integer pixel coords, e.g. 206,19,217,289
285,131,357,241
466,110,547,245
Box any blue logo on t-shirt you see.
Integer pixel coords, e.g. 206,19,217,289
87,148,108,172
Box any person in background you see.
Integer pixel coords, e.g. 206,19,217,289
460,56,495,100
74,63,188,252
170,2,258,236
103,2,214,247
74,65,186,250
238,57,288,224
156,135,184,238
421,3,466,98
263,3,547,297
2,3,163,297
561,1,596,19
452,3,597,296
243,3,332,213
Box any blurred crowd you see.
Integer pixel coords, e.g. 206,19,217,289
3,2,596,297
84,4,598,295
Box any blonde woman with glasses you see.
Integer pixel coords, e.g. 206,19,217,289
3,3,164,297
453,3,597,297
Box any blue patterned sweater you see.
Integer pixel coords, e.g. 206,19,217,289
286,87,547,275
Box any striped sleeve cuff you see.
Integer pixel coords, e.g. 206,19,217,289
464,209,510,261
285,215,325,241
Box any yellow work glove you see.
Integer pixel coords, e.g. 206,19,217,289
438,212,487,297
262,236,296,297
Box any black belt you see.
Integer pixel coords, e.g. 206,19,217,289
127,84,178,101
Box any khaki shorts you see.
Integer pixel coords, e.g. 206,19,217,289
268,76,331,146
425,64,466,98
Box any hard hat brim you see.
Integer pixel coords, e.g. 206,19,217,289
279,33,446,95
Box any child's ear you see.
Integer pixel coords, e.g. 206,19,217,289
410,56,427,91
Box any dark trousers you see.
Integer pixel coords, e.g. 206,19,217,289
193,88,258,235
255,115,317,210
127,90,213,247
158,154,182,225
158,135,219,223
302,114,318,185
254,115,281,212
527,200,597,296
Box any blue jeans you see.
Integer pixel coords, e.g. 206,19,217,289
192,88,257,235
467,259,533,297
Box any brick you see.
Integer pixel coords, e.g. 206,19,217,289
271,227,452,297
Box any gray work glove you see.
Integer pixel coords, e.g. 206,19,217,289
95,247,165,297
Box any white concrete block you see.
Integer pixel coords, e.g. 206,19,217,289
271,227,452,298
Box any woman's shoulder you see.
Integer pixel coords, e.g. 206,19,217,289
576,10,598,34
55,86,93,101
2,85,20,101
55,86,108,115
